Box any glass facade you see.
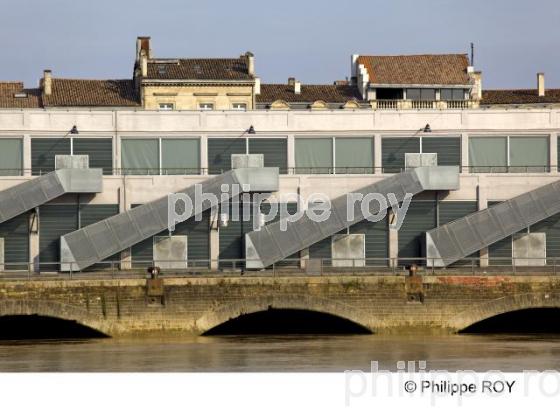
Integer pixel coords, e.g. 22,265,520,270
121,138,200,175
0,138,23,176
121,139,159,175
469,136,548,173
295,138,333,174
335,137,373,174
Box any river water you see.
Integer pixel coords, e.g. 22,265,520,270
0,334,559,372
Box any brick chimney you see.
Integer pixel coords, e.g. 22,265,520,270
43,69,52,96
538,73,545,97
136,36,151,62
245,51,255,77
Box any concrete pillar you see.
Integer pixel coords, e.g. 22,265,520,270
300,247,309,269
210,206,219,270
119,187,132,270
374,134,382,174
477,177,489,267
550,133,558,173
461,132,469,173
388,209,399,267
29,210,40,273
287,135,295,174
200,135,208,174
23,135,31,176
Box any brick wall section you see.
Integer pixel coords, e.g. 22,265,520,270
0,275,559,336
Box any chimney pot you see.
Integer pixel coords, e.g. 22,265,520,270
294,80,301,94
288,77,295,86
245,51,255,77
43,69,52,96
538,73,545,97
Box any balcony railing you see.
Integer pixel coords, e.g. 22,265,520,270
372,99,475,110
1,257,559,279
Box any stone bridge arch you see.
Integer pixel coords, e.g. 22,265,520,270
0,299,119,336
450,292,560,332
195,294,375,335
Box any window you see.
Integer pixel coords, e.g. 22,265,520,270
335,138,373,174
441,89,466,101
0,138,23,176
158,103,174,111
199,103,214,111
509,137,548,172
31,138,71,175
121,138,201,175
376,88,403,100
161,139,200,175
31,137,113,175
295,138,333,174
381,136,461,173
407,88,436,101
232,103,247,111
121,139,159,175
469,136,549,173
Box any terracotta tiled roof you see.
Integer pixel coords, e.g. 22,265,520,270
0,82,41,108
257,84,363,103
146,58,253,81
357,54,470,85
42,79,139,107
482,89,560,105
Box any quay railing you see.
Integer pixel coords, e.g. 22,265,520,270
1,257,559,281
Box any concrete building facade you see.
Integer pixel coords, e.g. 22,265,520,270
1,37,560,273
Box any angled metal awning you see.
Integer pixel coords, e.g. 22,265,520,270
0,168,103,224
426,179,560,267
245,166,460,269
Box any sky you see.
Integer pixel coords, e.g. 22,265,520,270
0,0,559,89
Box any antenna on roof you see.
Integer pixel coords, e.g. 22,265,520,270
470,42,475,66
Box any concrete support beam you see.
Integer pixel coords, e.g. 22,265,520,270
550,133,558,174
210,206,219,270
200,135,208,174
29,210,39,273
23,135,31,177
388,209,398,267
300,247,309,269
461,132,469,174
374,134,382,174
477,177,489,267
287,135,295,174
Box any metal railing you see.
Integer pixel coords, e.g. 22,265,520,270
0,165,557,178
462,166,552,173
1,257,559,281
